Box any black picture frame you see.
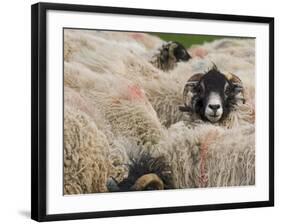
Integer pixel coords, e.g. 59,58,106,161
31,2,274,222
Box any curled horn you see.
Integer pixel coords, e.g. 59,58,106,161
130,173,164,191
168,42,178,57
225,72,246,104
179,73,204,112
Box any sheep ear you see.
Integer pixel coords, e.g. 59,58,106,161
225,72,246,104
182,73,204,108
168,42,179,59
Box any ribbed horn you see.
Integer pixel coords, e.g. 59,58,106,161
225,72,242,84
182,73,204,108
225,72,245,104
130,173,164,191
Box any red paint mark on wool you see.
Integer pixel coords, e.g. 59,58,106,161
199,130,219,187
130,33,145,40
190,47,208,58
111,84,145,104
127,84,145,101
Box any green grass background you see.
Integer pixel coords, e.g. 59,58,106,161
151,33,252,48
151,33,223,48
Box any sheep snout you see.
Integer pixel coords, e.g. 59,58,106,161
205,92,223,122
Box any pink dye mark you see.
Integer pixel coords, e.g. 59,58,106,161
130,33,145,40
190,47,208,58
111,84,145,105
199,130,219,187
127,84,145,101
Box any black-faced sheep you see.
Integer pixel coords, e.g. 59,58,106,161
151,41,191,71
179,65,245,123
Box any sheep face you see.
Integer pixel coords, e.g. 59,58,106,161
172,42,191,62
198,70,228,122
180,67,245,123
152,41,191,71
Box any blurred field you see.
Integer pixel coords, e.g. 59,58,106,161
151,33,223,48
151,33,253,48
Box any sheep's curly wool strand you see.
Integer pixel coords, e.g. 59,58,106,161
64,106,110,194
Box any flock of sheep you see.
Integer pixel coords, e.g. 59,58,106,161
63,29,255,194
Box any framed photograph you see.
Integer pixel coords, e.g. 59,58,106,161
31,2,274,222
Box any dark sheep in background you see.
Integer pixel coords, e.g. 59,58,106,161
151,41,191,71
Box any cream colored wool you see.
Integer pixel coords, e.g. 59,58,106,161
64,106,111,194
64,61,163,144
64,105,131,194
64,29,255,194
156,122,255,188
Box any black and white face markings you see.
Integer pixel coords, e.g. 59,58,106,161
199,70,230,122
180,67,245,123
152,41,191,71
172,41,192,62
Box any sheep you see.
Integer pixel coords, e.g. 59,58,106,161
63,29,255,194
158,122,255,188
64,105,112,194
179,65,245,123
107,149,174,192
105,122,255,191
64,30,254,128
150,41,191,71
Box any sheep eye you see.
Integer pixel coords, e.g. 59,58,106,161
195,85,203,95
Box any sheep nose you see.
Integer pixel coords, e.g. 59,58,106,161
209,104,220,111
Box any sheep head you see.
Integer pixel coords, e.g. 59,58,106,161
107,152,173,192
152,41,191,71
179,66,245,123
